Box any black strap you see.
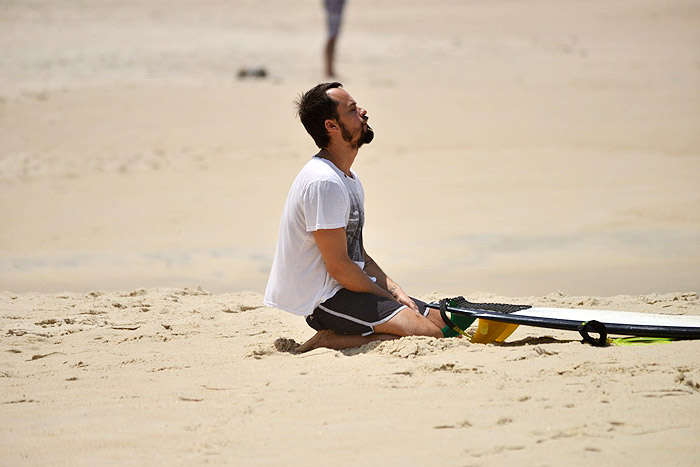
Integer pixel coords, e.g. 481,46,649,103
439,299,459,330
578,320,608,347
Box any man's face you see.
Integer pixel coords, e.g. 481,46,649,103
327,88,374,149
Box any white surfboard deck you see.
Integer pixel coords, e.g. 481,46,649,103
510,307,700,328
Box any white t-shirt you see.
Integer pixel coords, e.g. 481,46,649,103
264,156,365,316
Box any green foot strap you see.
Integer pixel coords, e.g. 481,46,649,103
439,299,471,337
450,312,476,332
441,325,460,337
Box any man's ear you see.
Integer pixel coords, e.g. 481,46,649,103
324,119,337,132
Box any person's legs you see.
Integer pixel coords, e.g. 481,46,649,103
325,37,337,77
426,308,452,331
296,291,447,352
374,307,443,338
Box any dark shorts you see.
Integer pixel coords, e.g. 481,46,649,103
324,0,346,38
306,289,429,336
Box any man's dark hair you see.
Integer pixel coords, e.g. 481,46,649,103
295,82,343,149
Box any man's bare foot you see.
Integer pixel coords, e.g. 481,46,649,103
295,330,398,353
295,330,332,353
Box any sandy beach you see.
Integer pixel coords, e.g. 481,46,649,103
1,0,699,464
2,289,700,465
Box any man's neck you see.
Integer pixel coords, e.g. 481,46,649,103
318,145,357,177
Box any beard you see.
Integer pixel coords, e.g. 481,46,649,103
360,125,374,146
340,120,374,149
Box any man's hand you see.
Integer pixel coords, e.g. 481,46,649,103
390,285,419,312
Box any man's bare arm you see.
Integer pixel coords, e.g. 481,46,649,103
363,249,419,312
313,228,394,300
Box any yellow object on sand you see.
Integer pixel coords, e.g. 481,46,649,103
470,319,519,344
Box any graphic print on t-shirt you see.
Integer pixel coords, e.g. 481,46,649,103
346,191,364,262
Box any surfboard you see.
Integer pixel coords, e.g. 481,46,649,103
426,297,700,344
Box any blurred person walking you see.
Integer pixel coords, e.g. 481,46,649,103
324,0,346,77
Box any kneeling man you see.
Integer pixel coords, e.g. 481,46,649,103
264,82,451,351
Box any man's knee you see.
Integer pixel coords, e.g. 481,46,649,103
375,308,442,338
